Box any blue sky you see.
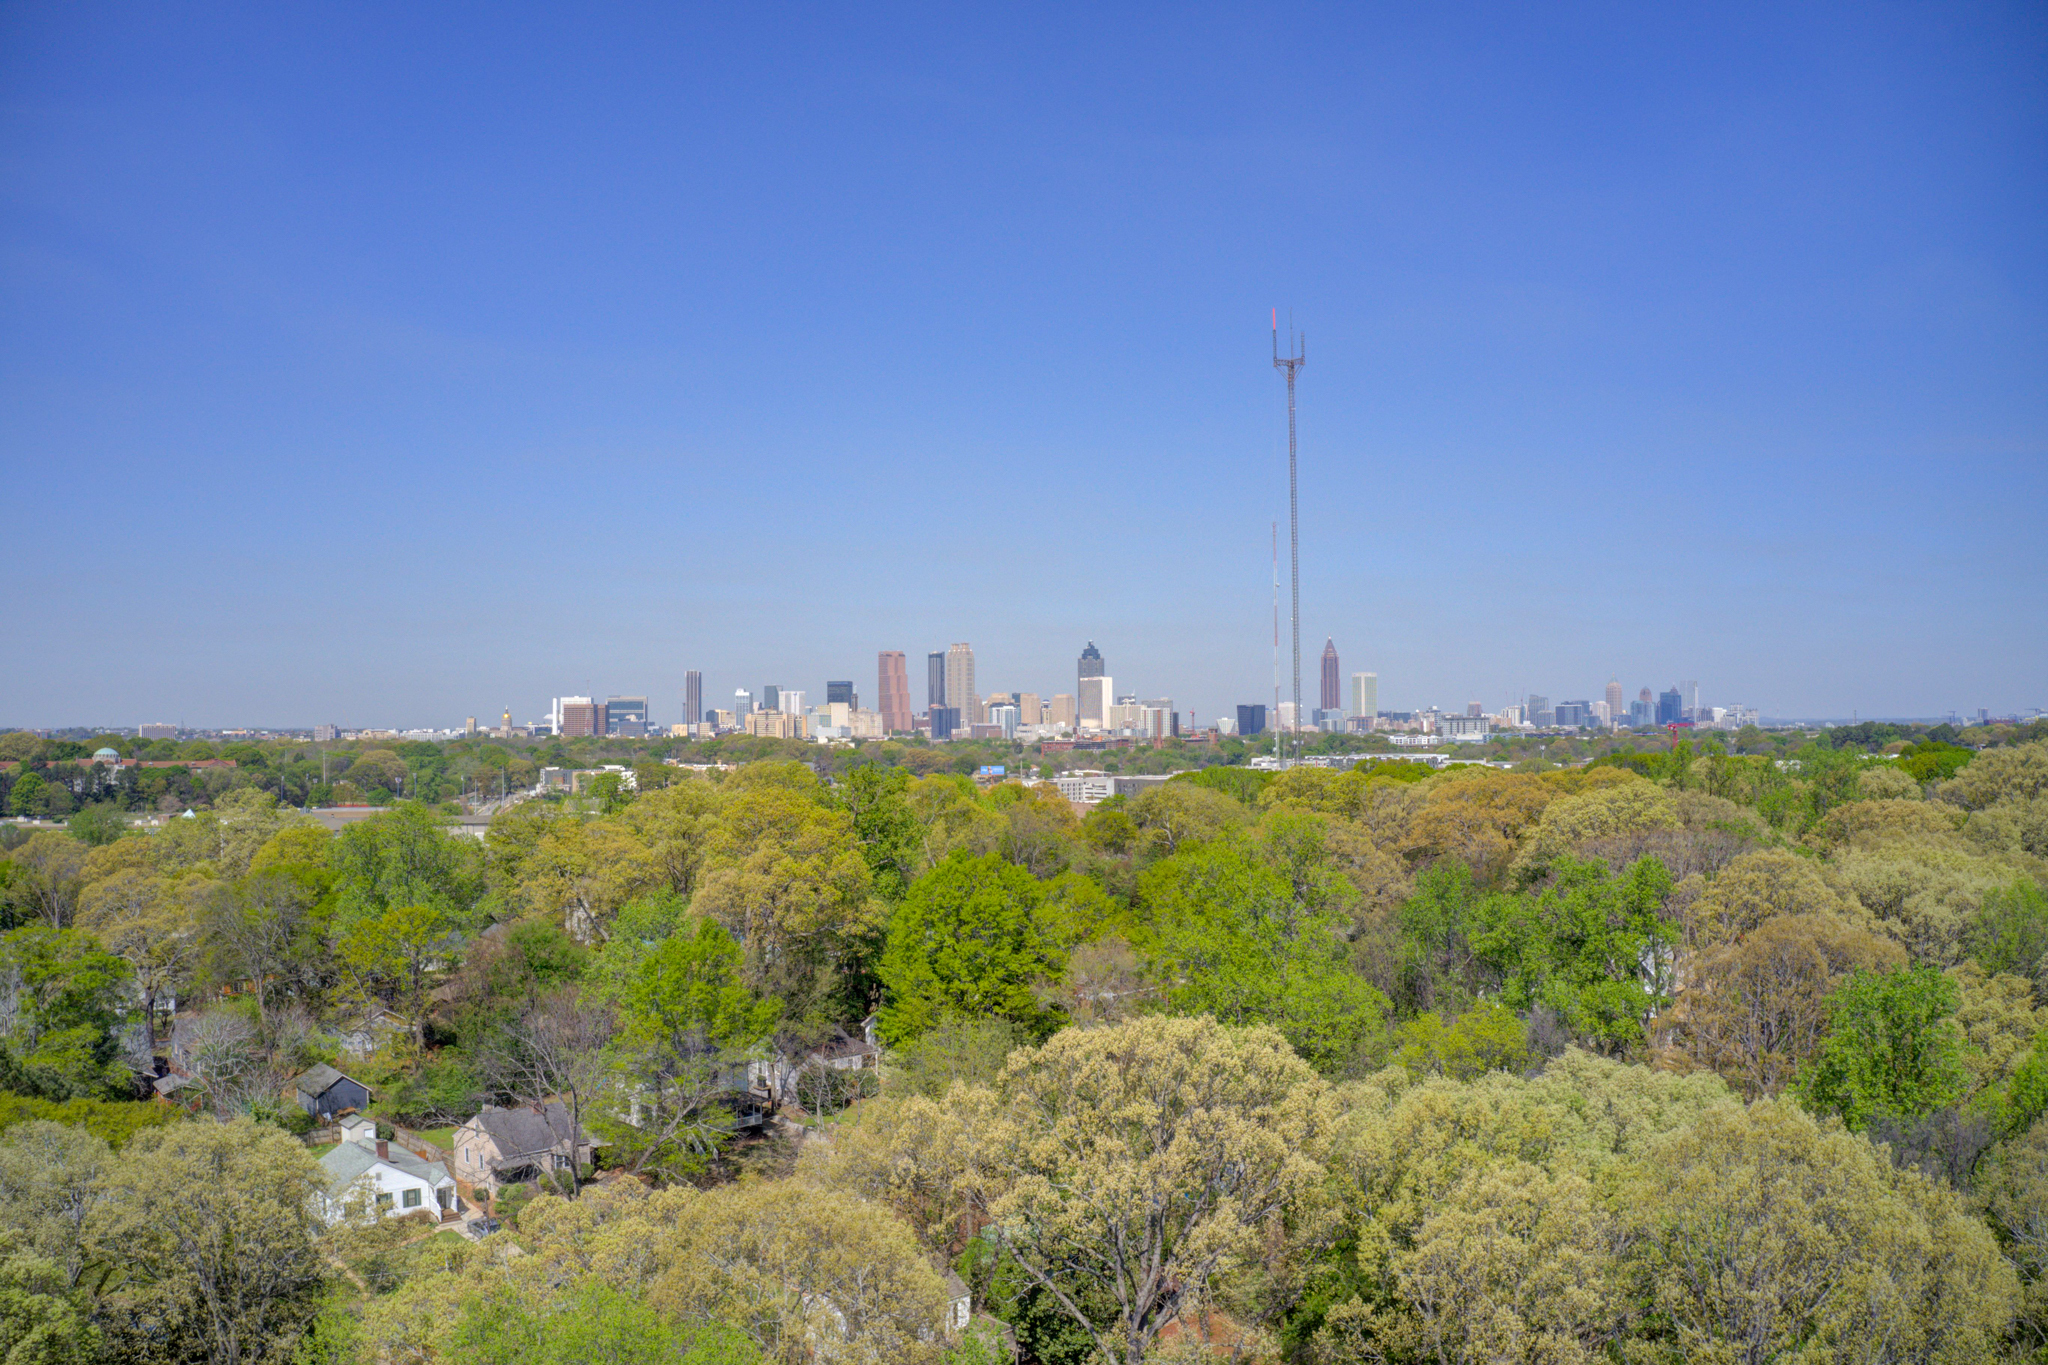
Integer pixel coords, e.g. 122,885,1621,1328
2,3,2042,729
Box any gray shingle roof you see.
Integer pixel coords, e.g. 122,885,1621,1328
294,1064,365,1099
319,1140,453,1200
467,1102,578,1156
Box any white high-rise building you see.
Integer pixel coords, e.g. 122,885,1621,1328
1349,672,1378,721
944,645,977,726
1078,675,1113,730
780,690,806,716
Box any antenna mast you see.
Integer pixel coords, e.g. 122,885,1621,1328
1273,309,1305,764
1272,520,1280,765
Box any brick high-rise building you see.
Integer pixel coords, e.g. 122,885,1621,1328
877,652,912,734
1320,638,1340,712
559,696,605,738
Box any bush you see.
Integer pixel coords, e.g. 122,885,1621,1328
379,1052,482,1127
0,1093,179,1148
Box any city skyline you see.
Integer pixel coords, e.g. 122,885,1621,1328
57,629,2019,736
3,8,2041,727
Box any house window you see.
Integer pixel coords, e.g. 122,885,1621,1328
375,1192,393,1211
403,1188,422,1209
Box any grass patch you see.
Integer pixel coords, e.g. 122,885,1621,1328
308,1142,338,1158
411,1126,456,1149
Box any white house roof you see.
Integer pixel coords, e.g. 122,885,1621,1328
318,1140,453,1200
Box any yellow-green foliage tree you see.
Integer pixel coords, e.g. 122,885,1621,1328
90,1118,330,1365
1627,1099,2014,1363
956,1016,1341,1365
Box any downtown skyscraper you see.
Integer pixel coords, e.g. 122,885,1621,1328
1320,638,1340,713
1077,641,1110,729
877,651,912,734
944,644,977,727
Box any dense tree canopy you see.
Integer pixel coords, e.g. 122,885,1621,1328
2,728,2046,1364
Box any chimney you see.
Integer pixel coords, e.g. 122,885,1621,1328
376,1140,388,1159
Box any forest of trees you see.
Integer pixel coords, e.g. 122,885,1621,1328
4,714,2034,819
2,725,2047,1363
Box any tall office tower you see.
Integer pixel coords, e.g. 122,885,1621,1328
1605,678,1624,720
1078,641,1104,682
944,644,977,725
1018,693,1042,725
1078,675,1113,729
760,685,780,713
685,671,703,730
780,690,806,716
465,717,477,737
606,696,649,737
1527,694,1553,727
1349,672,1378,720
1657,688,1683,725
927,651,947,715
826,680,855,707
1320,639,1340,712
1679,679,1700,720
559,696,601,737
930,707,960,741
734,688,753,718
1048,694,1077,728
877,652,912,733
1467,701,1483,718
1237,703,1268,737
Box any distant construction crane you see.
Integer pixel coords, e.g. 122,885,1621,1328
1273,310,1305,763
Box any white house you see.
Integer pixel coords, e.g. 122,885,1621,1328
318,1117,458,1225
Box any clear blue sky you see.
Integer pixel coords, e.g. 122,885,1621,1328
3,3,2042,729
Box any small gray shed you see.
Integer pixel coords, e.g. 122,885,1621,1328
294,1064,372,1122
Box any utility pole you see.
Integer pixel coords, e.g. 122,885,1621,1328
1272,520,1281,766
1273,310,1305,764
